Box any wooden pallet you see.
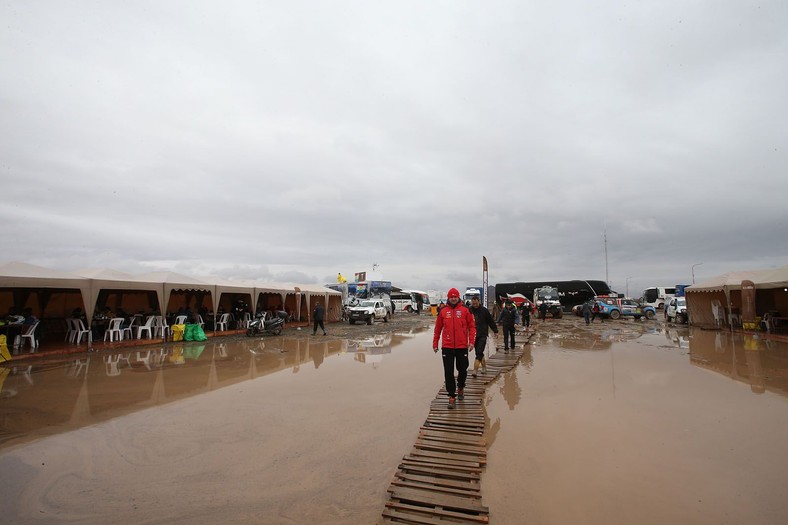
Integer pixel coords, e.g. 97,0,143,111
380,332,535,524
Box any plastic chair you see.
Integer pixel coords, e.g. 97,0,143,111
121,316,137,341
21,321,40,352
238,312,251,329
196,315,205,328
175,315,188,325
154,316,170,339
64,318,76,342
137,316,155,339
216,313,231,331
73,319,90,344
104,318,125,342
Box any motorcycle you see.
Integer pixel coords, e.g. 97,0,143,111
246,311,285,337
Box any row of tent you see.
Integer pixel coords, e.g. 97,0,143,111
686,265,788,328
0,261,343,331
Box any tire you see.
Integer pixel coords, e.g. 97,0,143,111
610,309,621,320
272,326,282,336
349,319,355,325
384,313,389,322
645,310,655,320
367,315,374,325
405,305,411,313
675,313,684,324
634,315,642,320
246,328,253,337
554,310,563,319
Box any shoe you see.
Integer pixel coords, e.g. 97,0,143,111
323,332,327,335
448,397,456,409
458,389,464,400
472,371,477,378
311,332,316,336
504,348,509,353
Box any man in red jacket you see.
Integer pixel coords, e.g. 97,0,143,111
433,288,476,409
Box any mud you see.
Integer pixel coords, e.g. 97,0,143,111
1,314,787,524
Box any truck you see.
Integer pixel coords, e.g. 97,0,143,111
464,287,482,305
348,299,391,325
534,286,563,319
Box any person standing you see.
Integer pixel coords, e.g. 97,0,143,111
591,301,602,323
538,301,548,321
582,301,592,325
433,288,476,409
469,295,497,378
497,301,517,353
312,301,326,335
520,302,531,331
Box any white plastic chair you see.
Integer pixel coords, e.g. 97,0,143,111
137,316,155,339
21,321,40,352
216,313,231,331
121,316,137,340
238,312,251,329
73,319,90,344
711,300,725,327
174,315,188,325
64,318,76,342
104,318,125,342
196,315,205,328
154,316,170,339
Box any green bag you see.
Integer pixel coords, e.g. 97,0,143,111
184,323,207,342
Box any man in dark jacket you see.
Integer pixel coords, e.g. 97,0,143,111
312,302,326,335
469,295,497,377
497,301,517,353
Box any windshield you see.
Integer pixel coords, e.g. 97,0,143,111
677,298,686,306
359,301,376,307
537,288,557,300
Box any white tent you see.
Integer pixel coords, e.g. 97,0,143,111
686,266,788,328
0,260,92,319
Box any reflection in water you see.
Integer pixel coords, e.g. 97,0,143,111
689,329,788,396
499,369,522,411
0,332,416,449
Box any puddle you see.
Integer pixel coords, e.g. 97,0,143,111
483,323,788,524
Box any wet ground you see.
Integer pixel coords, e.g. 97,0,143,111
1,314,787,523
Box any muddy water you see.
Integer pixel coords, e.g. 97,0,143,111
3,319,787,524
0,328,441,524
484,321,788,524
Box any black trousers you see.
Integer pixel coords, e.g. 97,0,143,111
441,348,469,397
502,325,515,349
312,319,325,334
474,335,488,362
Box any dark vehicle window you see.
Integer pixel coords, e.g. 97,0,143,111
644,289,658,302
665,288,676,295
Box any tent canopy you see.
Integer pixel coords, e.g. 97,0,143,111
687,266,788,293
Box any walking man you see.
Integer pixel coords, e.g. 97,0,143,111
582,301,592,325
433,288,476,409
469,295,497,378
520,302,531,331
497,301,517,353
312,301,326,335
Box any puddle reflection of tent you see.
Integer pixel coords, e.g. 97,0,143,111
87,354,158,417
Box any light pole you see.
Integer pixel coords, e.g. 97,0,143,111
626,276,633,297
691,262,703,284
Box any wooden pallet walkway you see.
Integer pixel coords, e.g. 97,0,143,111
381,329,535,524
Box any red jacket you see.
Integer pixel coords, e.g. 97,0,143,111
433,302,476,349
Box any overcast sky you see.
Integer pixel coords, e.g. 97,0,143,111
2,1,786,297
